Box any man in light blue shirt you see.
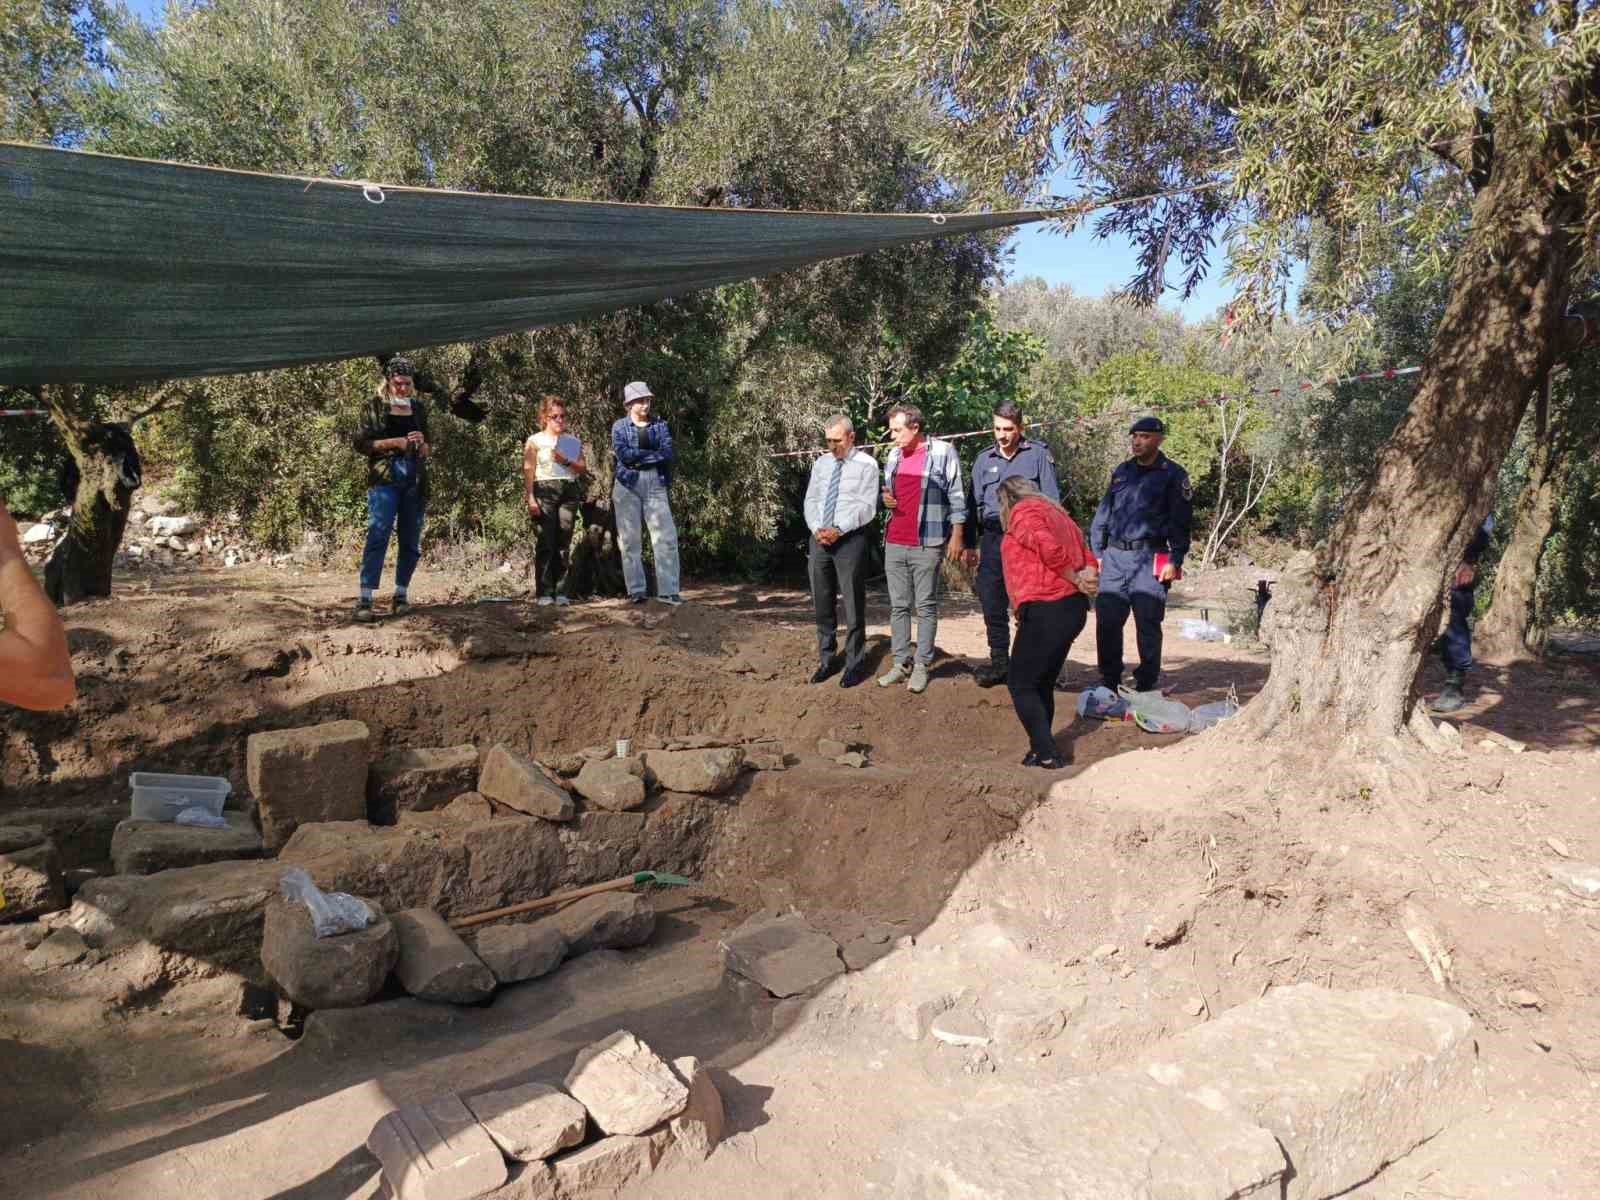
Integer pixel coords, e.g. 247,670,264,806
804,414,881,686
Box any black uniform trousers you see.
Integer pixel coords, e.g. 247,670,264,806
809,528,869,672
1094,546,1168,692
975,525,1011,660
1008,595,1090,759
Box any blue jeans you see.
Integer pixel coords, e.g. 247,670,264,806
613,471,680,598
361,470,424,592
1441,584,1475,672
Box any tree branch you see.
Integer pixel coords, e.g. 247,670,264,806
1427,109,1493,191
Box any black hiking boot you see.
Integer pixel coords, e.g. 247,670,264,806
974,653,1009,688
1431,670,1467,713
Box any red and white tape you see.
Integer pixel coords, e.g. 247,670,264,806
1,409,49,417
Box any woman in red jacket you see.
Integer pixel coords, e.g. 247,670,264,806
998,478,1099,768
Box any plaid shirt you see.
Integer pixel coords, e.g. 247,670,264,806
610,416,675,493
883,437,967,547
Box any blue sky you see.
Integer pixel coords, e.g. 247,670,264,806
119,0,1237,321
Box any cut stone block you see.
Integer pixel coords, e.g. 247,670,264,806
391,908,496,1004
0,831,66,922
564,1031,689,1136
720,912,844,998
369,745,481,824
111,811,263,876
261,895,397,1010
367,1093,508,1200
892,1071,1287,1199
558,811,646,886
472,922,568,985
68,859,279,969
550,1133,667,1198
464,1082,588,1162
279,816,564,920
478,744,574,822
2,805,122,871
571,758,648,812
544,892,655,957
667,1056,725,1163
641,747,744,795
1138,984,1476,1200
247,720,371,852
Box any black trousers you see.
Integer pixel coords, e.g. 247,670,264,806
1007,594,1090,759
809,528,869,671
975,526,1011,660
532,479,580,597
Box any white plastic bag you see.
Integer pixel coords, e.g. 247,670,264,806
1187,699,1239,733
1120,688,1193,734
174,806,228,829
279,866,374,939
1179,618,1227,642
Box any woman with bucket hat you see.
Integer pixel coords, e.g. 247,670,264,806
610,381,683,605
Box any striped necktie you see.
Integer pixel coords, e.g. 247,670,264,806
822,456,844,527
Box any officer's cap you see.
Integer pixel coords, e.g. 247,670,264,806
1129,416,1166,435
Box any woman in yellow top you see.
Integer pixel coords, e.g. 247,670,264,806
522,395,589,605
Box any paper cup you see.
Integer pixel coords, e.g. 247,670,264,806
616,738,632,758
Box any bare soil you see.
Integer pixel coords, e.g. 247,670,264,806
2,559,1597,1199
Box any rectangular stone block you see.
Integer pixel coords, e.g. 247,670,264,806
4,805,123,871
369,745,481,824
1137,984,1476,1200
478,744,574,822
248,720,370,852
891,1071,1286,1199
464,1082,588,1162
111,811,263,876
367,1093,508,1200
0,831,66,922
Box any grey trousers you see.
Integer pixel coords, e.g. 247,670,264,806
885,542,944,667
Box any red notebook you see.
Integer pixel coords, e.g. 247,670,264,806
1153,552,1183,582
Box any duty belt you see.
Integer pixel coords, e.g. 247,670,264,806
1111,538,1166,552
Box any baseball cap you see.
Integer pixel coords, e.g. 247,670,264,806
1129,416,1165,434
623,381,654,406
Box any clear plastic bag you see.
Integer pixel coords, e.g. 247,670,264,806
1187,699,1240,732
1179,618,1227,642
1076,686,1128,720
174,806,228,829
279,866,374,939
1120,688,1193,734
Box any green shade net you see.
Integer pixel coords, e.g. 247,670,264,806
0,143,1046,388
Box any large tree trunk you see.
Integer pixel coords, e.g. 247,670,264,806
1237,144,1584,742
41,391,136,606
1475,382,1565,662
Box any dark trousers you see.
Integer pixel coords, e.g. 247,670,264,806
1008,594,1090,759
975,526,1011,660
1095,546,1168,691
532,479,580,597
809,529,869,671
1441,584,1476,672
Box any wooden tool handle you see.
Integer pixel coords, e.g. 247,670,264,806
450,875,634,930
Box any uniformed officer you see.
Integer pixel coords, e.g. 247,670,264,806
966,402,1061,686
1089,416,1193,694
1430,514,1494,713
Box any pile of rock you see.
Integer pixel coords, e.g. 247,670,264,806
18,496,324,573
367,1030,724,1199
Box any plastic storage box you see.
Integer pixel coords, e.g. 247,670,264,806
129,772,231,822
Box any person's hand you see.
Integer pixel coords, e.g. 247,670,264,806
1158,563,1178,584
1454,562,1476,589
962,548,978,569
945,539,964,565
552,449,570,467
406,430,426,449
881,489,896,509
527,494,541,517
1077,565,1099,596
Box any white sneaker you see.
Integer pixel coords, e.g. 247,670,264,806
878,663,909,687
907,664,929,693
537,596,554,607
554,594,570,606
658,594,685,607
